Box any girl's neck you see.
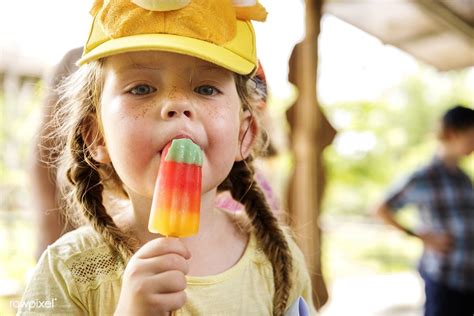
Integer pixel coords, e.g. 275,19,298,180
115,189,248,276
121,188,231,247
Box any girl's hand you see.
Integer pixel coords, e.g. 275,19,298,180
115,238,191,316
419,231,453,255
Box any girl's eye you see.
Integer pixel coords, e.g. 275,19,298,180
194,85,221,96
129,84,156,96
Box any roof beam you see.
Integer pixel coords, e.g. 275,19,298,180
389,28,441,46
415,0,474,43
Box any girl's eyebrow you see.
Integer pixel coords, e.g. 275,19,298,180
110,60,230,77
194,64,227,73
192,65,231,78
114,63,164,74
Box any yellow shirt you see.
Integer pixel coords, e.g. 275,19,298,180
18,226,317,315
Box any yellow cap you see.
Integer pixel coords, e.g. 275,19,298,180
79,0,267,75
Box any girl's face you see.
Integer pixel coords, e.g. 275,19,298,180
96,51,252,199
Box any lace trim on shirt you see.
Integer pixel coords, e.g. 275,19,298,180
66,246,124,291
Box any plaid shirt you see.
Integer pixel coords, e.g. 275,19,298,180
385,157,474,291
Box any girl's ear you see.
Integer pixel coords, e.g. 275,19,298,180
82,115,111,164
236,110,258,161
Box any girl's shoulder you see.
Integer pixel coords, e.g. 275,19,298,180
44,225,125,291
225,210,310,273
46,225,109,259
20,226,124,314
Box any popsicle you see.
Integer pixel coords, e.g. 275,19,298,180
148,138,203,237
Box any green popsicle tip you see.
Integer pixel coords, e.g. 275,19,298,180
165,138,203,165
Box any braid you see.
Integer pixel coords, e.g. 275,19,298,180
220,160,293,315
66,129,136,260
56,61,137,261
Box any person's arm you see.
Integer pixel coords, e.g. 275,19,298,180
373,202,417,237
373,202,453,255
28,48,82,259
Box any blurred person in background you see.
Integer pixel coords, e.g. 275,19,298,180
28,47,83,259
374,105,474,316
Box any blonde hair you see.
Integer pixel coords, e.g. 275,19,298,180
53,60,293,315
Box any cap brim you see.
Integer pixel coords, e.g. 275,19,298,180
78,33,255,75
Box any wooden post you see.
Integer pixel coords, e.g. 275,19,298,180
286,0,335,309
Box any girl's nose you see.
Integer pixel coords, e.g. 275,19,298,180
160,89,194,120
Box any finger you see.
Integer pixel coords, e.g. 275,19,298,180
439,248,451,256
146,270,188,294
436,240,453,254
139,253,190,275
441,234,454,245
440,237,454,247
149,291,187,313
446,237,454,246
137,237,191,260
442,241,454,249
443,242,453,252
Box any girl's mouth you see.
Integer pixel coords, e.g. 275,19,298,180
159,135,195,156
173,134,193,141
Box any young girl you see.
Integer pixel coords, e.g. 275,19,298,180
20,1,317,315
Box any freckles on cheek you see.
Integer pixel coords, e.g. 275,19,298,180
211,117,239,142
206,100,240,126
134,103,154,120
123,122,155,155
102,106,155,164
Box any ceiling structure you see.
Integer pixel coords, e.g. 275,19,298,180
324,0,474,71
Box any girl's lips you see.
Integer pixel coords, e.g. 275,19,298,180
169,134,199,146
173,134,199,146
158,134,197,154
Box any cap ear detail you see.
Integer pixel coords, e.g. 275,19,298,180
233,0,257,6
131,0,191,11
233,1,267,21
90,0,104,15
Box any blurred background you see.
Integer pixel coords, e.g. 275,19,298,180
1,0,473,315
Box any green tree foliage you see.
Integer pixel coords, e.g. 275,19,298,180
322,67,474,216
